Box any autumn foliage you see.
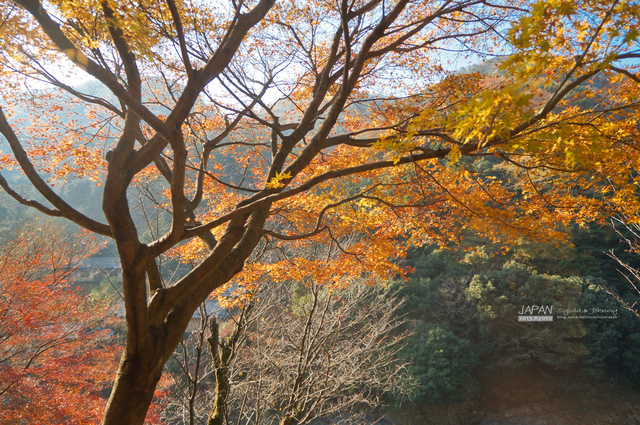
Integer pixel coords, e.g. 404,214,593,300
0,0,640,423
0,222,120,424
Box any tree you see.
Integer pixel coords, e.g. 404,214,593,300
404,324,478,405
607,216,640,317
0,220,120,423
1,0,640,423
396,233,640,404
467,261,587,368
161,278,409,425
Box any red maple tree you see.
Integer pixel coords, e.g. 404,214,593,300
0,221,122,424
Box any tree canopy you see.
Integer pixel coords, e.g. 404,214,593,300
0,0,639,423
0,220,121,423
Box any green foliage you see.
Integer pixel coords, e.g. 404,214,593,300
405,324,479,405
397,225,640,406
467,262,587,369
395,245,487,406
89,276,122,305
514,225,624,279
579,279,640,382
291,281,314,317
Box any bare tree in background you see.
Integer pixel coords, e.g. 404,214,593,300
234,279,410,425
160,278,411,425
607,217,640,317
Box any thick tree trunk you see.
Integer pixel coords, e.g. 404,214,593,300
101,352,164,425
102,208,269,425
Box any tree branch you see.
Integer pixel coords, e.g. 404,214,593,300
0,108,112,236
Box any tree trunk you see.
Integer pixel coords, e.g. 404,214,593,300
101,352,164,425
280,414,297,425
207,363,231,425
207,316,233,425
102,208,268,425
